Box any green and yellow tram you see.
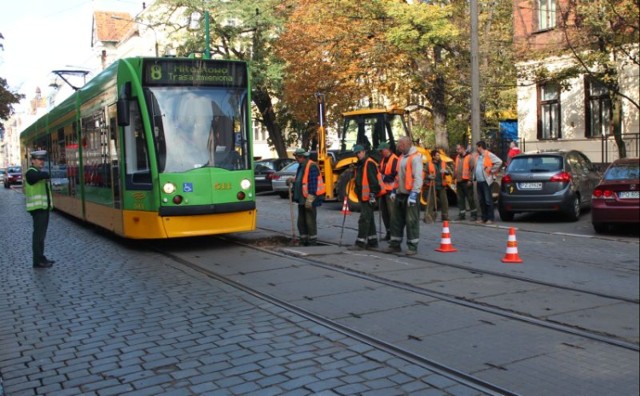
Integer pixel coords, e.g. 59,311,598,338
20,57,257,238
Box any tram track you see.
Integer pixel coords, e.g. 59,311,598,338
147,231,638,395
234,227,639,352
150,240,519,396
258,226,639,305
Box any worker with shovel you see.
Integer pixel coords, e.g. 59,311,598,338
288,148,325,246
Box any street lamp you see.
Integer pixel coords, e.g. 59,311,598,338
111,16,159,57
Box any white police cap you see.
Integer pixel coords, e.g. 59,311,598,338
30,150,47,159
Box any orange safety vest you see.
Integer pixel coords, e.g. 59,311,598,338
454,154,473,181
360,157,386,200
474,151,496,180
482,151,495,178
302,160,326,198
426,161,449,187
395,151,421,191
379,153,398,192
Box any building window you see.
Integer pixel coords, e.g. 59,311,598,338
538,82,561,140
585,79,612,138
538,0,556,31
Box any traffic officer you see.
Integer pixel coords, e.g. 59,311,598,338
474,140,502,224
385,136,424,256
377,142,398,240
25,150,55,268
350,144,382,250
454,144,477,221
290,148,325,246
425,149,450,222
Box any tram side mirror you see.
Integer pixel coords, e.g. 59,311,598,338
117,82,132,127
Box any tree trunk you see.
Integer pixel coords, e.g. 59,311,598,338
612,97,627,159
429,47,449,151
252,87,288,158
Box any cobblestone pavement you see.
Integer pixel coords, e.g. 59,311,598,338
0,189,488,395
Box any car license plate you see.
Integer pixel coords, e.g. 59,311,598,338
518,182,542,190
619,191,639,199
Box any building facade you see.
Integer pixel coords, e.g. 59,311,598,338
513,0,639,163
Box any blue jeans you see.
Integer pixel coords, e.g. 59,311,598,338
476,181,494,222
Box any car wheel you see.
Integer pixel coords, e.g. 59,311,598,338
565,195,581,221
593,223,608,234
498,207,514,221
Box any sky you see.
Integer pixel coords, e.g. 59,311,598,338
0,0,145,108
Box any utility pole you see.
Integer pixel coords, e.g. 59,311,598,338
470,0,481,146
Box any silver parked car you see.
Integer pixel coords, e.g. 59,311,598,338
498,150,601,221
270,161,300,198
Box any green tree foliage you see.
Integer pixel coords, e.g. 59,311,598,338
276,0,516,152
150,0,293,157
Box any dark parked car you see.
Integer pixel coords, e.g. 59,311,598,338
271,161,300,198
591,158,639,233
4,166,22,188
498,150,600,221
254,158,295,192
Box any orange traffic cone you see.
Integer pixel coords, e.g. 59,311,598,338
435,221,458,253
501,227,523,263
341,196,351,215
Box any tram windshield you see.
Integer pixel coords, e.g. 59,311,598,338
146,86,250,173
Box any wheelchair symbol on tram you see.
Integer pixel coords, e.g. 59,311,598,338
183,182,193,193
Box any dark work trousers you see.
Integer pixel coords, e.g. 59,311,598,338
356,201,377,246
476,181,495,222
30,209,50,265
297,204,317,245
426,186,449,221
456,181,477,220
379,194,396,239
389,194,421,252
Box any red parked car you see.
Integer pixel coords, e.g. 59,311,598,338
591,158,640,233
3,166,22,188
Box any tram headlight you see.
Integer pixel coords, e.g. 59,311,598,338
240,178,251,190
163,183,176,194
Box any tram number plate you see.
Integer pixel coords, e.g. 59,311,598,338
518,182,542,190
619,191,639,199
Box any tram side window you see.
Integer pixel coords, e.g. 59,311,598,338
124,102,151,189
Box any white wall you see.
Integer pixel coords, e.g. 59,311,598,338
516,50,639,163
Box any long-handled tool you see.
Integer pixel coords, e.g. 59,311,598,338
377,198,382,241
288,183,297,244
339,197,348,246
423,182,436,223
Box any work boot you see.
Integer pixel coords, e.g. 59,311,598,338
405,249,417,256
383,232,391,241
33,261,53,269
348,242,366,251
383,245,401,253
367,241,379,249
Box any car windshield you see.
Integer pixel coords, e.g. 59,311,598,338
604,163,640,181
508,156,562,172
280,162,299,173
7,167,21,173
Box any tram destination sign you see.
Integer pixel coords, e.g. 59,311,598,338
143,59,247,87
